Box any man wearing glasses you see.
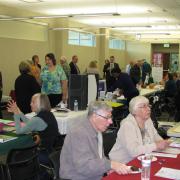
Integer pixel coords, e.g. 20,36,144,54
60,101,131,180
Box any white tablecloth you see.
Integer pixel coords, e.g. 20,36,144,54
140,86,164,96
167,123,180,138
26,110,88,135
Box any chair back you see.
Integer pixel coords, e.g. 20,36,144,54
49,149,61,180
6,144,40,180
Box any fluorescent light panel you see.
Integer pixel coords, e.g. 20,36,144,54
44,5,148,15
45,6,116,16
19,0,44,3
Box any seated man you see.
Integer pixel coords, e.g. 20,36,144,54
109,96,170,164
164,73,177,97
60,101,131,180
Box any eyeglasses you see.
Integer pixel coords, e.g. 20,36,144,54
95,113,112,120
137,104,152,109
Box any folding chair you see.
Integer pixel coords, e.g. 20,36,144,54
5,144,40,180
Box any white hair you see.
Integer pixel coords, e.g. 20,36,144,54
60,56,67,62
129,96,149,115
88,101,112,117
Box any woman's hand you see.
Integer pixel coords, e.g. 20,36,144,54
111,161,132,175
155,139,171,150
7,100,21,114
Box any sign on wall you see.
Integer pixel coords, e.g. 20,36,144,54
152,67,163,83
152,53,163,83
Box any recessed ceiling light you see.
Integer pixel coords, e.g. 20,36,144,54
162,9,168,12
112,13,121,16
147,10,152,13
19,0,44,3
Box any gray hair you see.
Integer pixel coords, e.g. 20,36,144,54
129,96,149,115
19,61,31,74
60,56,67,62
32,93,51,112
88,101,112,117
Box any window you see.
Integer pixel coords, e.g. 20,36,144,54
68,31,79,45
68,30,96,47
109,38,125,50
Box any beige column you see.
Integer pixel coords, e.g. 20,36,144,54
55,18,69,60
98,28,109,77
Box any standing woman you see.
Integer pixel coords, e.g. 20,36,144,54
32,55,41,69
40,53,68,107
27,60,41,84
15,61,41,114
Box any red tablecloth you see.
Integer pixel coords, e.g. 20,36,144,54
102,154,180,180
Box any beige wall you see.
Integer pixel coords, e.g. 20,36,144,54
0,37,49,95
126,41,151,64
0,21,48,41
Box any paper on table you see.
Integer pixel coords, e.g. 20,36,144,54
157,147,180,155
169,137,180,148
0,119,13,124
155,167,180,179
105,101,123,107
150,152,177,158
173,125,180,133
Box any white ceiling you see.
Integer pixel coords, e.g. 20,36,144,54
1,0,180,43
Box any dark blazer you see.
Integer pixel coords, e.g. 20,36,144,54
164,80,177,97
130,64,141,85
103,62,121,91
15,73,41,114
112,72,139,103
69,61,80,74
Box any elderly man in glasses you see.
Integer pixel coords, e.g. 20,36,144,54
60,101,131,180
109,96,170,164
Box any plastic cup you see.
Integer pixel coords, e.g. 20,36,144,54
141,154,152,180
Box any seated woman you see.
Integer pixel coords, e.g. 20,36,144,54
7,93,60,155
109,96,170,163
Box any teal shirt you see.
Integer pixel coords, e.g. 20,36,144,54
14,113,47,134
40,64,67,94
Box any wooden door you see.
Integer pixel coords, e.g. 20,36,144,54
163,53,170,71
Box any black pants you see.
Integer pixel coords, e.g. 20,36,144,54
48,94,62,108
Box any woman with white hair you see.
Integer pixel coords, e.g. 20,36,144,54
109,96,170,163
60,55,70,78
